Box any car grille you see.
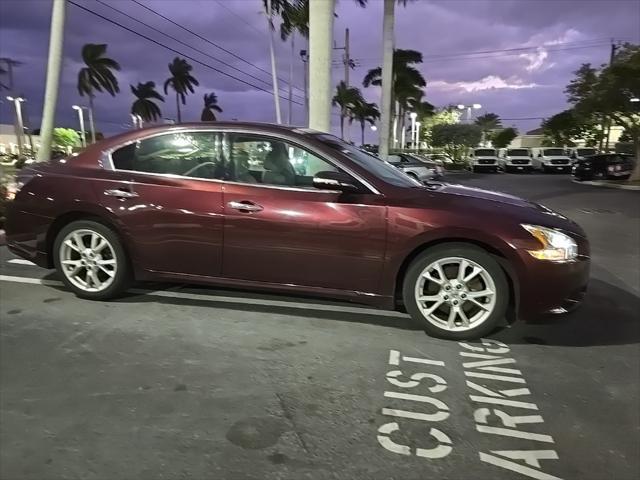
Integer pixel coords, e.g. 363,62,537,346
551,159,569,165
511,159,529,165
478,159,495,164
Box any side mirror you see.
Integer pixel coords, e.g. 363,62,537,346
313,171,361,193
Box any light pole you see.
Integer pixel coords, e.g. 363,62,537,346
409,112,417,149
308,0,335,132
457,103,482,122
72,105,87,147
415,122,421,151
7,96,25,157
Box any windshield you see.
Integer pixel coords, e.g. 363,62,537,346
577,148,597,157
543,149,565,156
475,149,496,156
508,149,529,156
313,135,420,187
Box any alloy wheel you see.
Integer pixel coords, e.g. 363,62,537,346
59,229,117,293
414,256,497,332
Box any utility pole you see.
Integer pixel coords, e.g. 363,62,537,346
308,0,335,133
378,0,395,160
300,49,309,127
7,96,25,157
603,41,619,152
37,0,66,162
266,0,282,124
288,34,294,125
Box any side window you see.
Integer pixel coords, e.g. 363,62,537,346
111,132,224,180
229,134,338,188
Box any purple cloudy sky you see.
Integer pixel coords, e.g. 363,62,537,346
0,0,639,142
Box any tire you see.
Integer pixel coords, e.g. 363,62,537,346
542,165,549,173
53,220,131,300
472,166,478,173
402,243,509,340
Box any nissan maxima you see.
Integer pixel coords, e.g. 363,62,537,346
5,123,590,340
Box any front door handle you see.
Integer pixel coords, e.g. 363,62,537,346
228,200,263,213
104,188,139,199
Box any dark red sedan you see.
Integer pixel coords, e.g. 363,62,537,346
5,123,590,339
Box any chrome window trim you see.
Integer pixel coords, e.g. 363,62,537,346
103,125,381,195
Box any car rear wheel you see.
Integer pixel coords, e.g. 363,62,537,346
402,244,508,340
54,220,131,300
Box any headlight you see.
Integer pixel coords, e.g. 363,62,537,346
521,224,577,262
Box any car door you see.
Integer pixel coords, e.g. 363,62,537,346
221,132,387,294
97,130,225,277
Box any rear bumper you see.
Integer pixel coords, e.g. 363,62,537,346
517,256,590,321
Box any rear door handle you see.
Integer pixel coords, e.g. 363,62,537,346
104,188,139,199
227,200,263,213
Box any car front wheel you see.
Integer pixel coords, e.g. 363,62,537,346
53,220,131,300
403,244,509,340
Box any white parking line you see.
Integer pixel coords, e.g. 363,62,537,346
7,259,36,266
0,274,407,318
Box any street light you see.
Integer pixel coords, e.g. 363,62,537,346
370,125,377,131
72,105,87,147
300,49,309,126
6,96,25,157
630,97,640,103
409,112,417,149
415,121,421,151
457,103,482,122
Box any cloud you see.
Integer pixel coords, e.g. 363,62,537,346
429,75,540,93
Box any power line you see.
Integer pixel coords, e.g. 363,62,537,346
214,0,265,36
67,0,303,106
129,0,305,95
92,0,304,102
353,38,618,65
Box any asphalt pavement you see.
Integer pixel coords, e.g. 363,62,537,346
1,172,638,480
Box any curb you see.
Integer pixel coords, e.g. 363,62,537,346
571,179,640,191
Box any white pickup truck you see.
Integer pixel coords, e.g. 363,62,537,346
468,148,499,173
531,148,572,173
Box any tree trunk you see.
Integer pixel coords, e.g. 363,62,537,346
630,135,640,181
339,114,344,139
88,93,96,143
308,0,335,132
175,92,181,123
361,121,365,146
378,0,395,160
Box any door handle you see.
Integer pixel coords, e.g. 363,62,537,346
104,188,139,199
228,200,263,213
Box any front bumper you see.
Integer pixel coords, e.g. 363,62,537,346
517,255,590,320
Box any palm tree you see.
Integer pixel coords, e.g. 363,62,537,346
201,92,223,121
475,113,502,145
131,81,164,123
350,99,380,146
77,44,121,143
332,81,363,140
163,57,199,123
363,48,426,148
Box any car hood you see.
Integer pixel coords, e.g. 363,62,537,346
419,182,585,236
436,183,533,208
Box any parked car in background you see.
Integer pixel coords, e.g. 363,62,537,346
572,153,635,181
569,147,598,164
468,148,499,173
413,154,445,179
531,148,572,173
5,122,590,340
498,148,533,173
387,153,440,182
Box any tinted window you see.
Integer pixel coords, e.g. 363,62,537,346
313,134,419,187
111,132,224,180
228,134,338,188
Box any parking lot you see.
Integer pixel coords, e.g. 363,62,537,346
1,172,638,480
